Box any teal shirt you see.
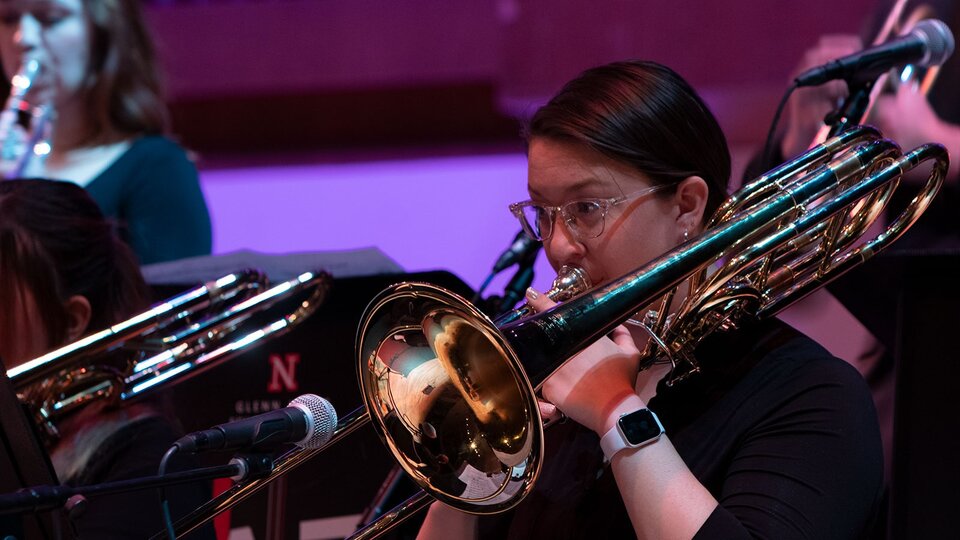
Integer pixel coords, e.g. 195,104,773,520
85,136,212,265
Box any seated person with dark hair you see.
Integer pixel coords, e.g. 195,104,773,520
0,179,213,538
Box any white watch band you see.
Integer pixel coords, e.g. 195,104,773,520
600,407,664,461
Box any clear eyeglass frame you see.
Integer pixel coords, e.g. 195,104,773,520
508,183,674,242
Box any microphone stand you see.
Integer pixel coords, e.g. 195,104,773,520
0,453,273,516
477,251,539,317
472,230,541,307
826,78,875,138
497,264,536,317
495,239,540,316
356,464,406,529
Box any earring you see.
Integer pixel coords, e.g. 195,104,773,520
683,229,689,241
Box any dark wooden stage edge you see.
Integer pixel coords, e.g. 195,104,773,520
168,82,523,156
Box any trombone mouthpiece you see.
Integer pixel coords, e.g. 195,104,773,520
493,265,590,326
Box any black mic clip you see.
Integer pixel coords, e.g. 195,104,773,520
228,452,275,482
825,78,875,138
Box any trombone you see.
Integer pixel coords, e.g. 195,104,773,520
7,268,331,443
164,125,947,539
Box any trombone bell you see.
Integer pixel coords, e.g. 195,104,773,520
358,282,542,514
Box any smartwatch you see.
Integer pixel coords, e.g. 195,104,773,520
599,407,664,461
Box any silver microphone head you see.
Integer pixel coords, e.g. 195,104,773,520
289,394,338,449
914,19,955,67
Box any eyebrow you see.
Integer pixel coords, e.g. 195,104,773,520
3,0,59,10
527,177,611,200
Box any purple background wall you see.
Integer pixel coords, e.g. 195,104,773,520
142,0,877,292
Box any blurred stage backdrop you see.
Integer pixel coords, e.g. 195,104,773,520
144,0,875,293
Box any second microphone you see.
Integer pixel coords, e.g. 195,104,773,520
173,394,338,453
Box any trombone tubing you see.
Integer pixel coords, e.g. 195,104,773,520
757,142,947,319
122,271,331,400
7,269,267,386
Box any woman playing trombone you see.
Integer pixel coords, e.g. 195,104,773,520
417,60,884,539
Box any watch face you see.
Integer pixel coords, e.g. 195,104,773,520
618,408,663,445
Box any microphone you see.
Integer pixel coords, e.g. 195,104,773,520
491,231,542,273
173,394,337,453
795,19,955,87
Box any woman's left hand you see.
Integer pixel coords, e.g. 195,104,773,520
871,82,946,153
871,82,960,183
525,287,643,435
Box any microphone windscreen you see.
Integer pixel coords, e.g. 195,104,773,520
915,19,955,67
290,394,338,448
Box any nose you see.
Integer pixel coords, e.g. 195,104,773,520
544,215,585,267
13,14,40,54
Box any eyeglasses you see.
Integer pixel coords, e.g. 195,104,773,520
508,184,673,242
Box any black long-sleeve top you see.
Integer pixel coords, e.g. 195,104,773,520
67,416,215,539
478,318,884,539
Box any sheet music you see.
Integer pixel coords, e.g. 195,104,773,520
142,247,404,284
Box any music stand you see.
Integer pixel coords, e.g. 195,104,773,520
0,365,61,538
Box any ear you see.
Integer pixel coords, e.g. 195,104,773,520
673,175,710,236
63,295,92,342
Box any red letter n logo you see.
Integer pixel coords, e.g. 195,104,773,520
267,353,300,393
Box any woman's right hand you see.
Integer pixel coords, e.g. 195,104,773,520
782,35,863,159
524,287,643,437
